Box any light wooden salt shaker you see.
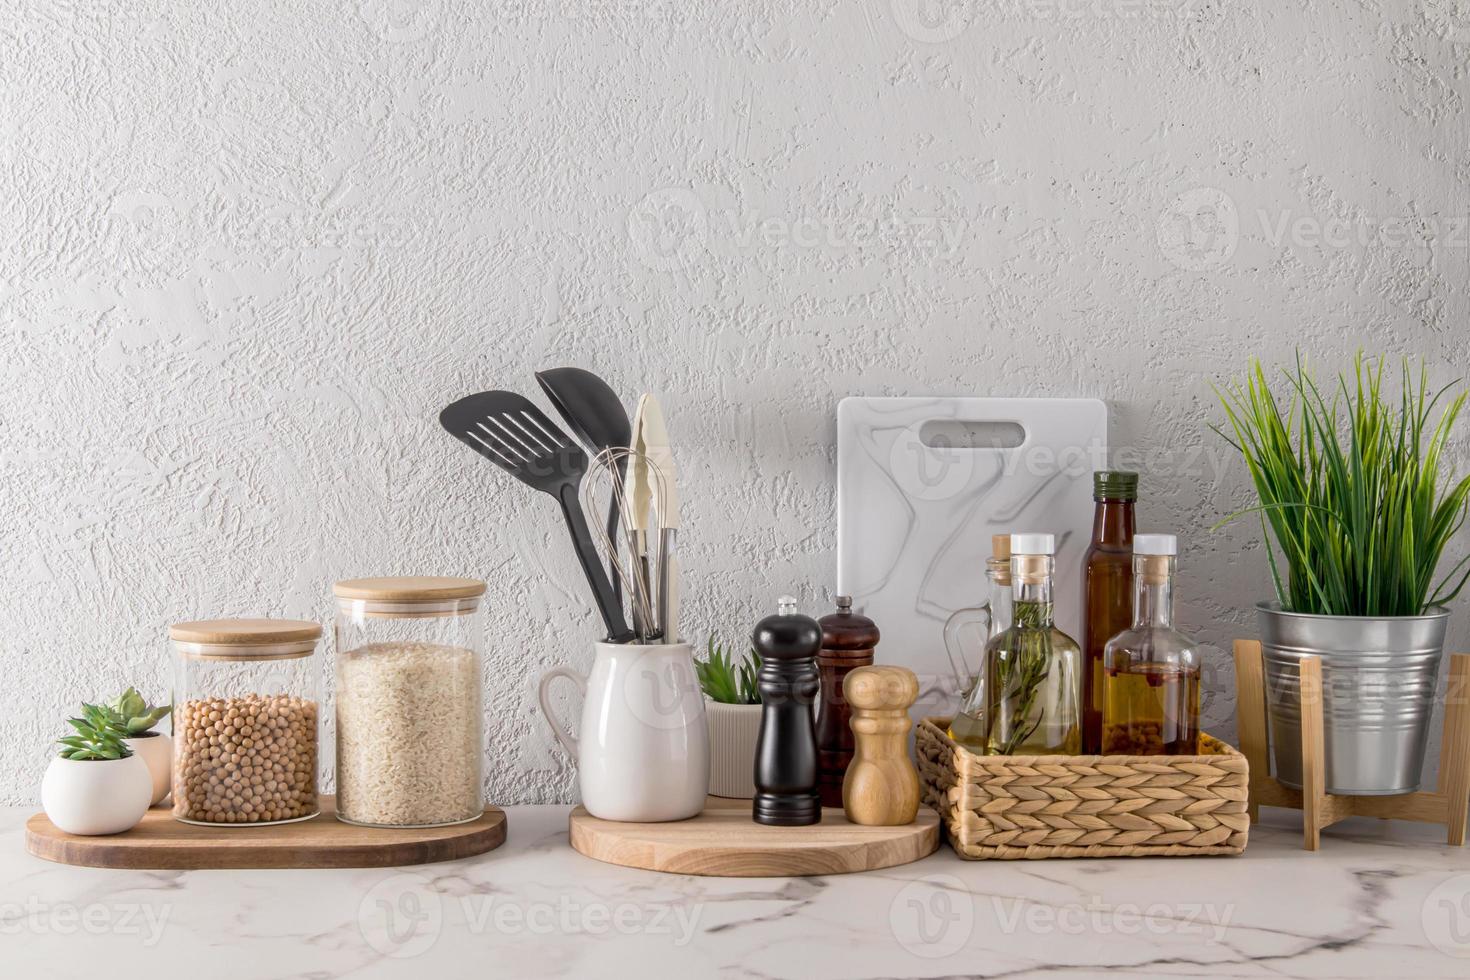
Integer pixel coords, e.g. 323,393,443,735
842,665,920,826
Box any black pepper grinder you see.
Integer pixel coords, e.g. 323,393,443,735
752,595,822,826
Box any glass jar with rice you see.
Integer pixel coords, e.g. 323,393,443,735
332,576,485,828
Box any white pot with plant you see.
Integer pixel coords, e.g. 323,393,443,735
110,687,172,805
42,702,153,835
696,638,763,799
1215,354,1470,795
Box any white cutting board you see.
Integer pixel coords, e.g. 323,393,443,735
836,397,1107,716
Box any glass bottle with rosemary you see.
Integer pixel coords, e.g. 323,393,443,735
948,533,1082,755
1101,534,1200,755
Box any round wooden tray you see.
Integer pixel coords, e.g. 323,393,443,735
570,796,940,877
26,795,507,870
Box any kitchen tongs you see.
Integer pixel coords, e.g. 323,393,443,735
439,390,633,643
625,394,680,644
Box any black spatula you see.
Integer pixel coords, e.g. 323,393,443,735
535,367,633,602
440,390,633,643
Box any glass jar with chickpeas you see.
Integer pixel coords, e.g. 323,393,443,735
169,618,322,826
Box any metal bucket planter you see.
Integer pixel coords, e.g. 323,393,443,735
1257,602,1448,796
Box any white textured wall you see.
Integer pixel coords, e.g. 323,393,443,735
3,1,1469,804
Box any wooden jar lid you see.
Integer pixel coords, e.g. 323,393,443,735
169,618,322,645
333,576,487,602
169,618,322,660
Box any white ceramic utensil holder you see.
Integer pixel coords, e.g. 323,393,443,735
539,640,709,822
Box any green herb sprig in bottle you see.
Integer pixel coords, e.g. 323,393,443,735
949,533,1082,755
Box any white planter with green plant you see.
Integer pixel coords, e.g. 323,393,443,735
696,638,762,799
1216,354,1470,795
111,687,173,805
42,703,152,835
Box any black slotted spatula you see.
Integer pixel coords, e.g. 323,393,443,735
535,367,633,607
440,390,633,643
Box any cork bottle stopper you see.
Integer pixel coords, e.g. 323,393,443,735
1140,555,1171,584
990,534,1013,585
1133,534,1177,585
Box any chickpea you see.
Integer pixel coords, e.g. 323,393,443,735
172,693,318,825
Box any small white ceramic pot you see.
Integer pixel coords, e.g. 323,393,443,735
705,701,762,799
124,733,172,805
41,754,152,835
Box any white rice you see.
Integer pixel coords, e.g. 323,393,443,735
335,642,482,826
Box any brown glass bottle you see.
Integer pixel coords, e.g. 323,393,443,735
816,596,878,808
1081,471,1137,754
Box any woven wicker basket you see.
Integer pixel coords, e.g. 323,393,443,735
917,717,1250,859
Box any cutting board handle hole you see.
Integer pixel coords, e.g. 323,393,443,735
918,419,1025,450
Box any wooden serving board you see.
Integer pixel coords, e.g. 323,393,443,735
569,796,940,877
26,795,506,870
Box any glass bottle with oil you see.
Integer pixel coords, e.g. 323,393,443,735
949,534,1081,756
1082,471,1137,753
942,534,1013,700
1101,534,1200,755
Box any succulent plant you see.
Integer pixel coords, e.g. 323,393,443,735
695,637,762,705
108,687,171,736
56,703,133,761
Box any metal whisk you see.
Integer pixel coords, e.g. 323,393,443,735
580,447,669,643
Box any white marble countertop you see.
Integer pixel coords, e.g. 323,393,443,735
4,805,1469,979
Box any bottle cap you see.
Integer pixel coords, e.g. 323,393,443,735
778,594,799,615
835,595,852,612
1093,471,1139,501
991,534,1012,561
1009,532,1055,556
1134,533,1177,556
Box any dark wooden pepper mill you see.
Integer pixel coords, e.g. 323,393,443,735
815,595,879,808
752,595,822,826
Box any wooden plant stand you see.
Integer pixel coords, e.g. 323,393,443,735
1233,640,1470,851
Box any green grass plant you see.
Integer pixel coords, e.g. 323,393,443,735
1214,353,1470,616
